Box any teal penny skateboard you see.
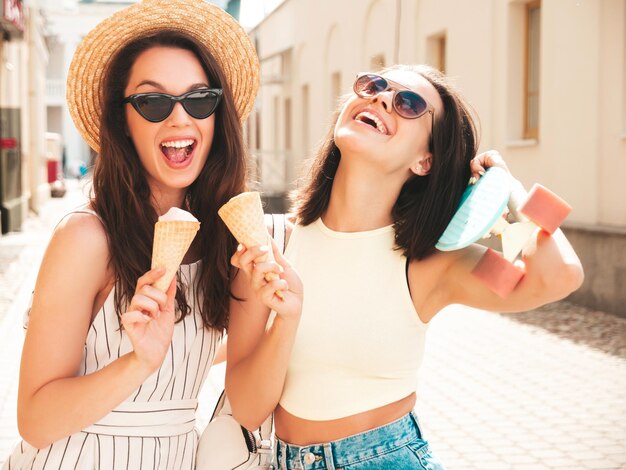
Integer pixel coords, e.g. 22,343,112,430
436,167,572,297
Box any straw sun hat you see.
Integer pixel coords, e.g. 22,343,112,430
66,0,260,152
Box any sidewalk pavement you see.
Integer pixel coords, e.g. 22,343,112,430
1,180,625,469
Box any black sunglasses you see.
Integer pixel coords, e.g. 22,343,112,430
353,73,434,121
123,88,223,123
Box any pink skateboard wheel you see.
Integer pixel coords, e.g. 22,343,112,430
472,248,525,298
519,184,572,234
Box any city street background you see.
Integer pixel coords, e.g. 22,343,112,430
1,181,625,469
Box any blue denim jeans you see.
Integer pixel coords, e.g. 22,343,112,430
274,411,445,469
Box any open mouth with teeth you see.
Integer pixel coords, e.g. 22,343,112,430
160,139,196,164
354,111,388,135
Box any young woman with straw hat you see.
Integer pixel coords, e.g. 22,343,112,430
227,65,584,469
2,0,260,468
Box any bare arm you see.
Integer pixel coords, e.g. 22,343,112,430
425,228,583,318
18,213,176,448
225,240,303,431
416,152,584,321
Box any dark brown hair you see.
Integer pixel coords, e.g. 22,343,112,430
292,64,478,260
92,31,246,330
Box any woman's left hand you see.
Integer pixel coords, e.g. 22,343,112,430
231,240,303,321
469,150,511,183
470,149,529,219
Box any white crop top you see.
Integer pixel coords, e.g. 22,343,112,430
279,218,428,420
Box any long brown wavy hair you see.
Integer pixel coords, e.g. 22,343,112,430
291,64,478,260
92,31,247,330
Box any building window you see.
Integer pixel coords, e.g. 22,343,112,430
370,54,385,70
524,1,541,139
427,33,446,73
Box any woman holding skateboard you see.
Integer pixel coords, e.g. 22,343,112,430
226,64,584,469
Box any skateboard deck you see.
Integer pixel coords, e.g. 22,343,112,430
436,167,509,251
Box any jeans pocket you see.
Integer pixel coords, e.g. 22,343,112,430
406,438,446,470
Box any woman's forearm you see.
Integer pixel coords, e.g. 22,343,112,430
225,315,300,431
520,228,584,306
18,351,154,449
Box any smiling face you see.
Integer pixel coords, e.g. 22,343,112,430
124,46,215,203
334,69,443,176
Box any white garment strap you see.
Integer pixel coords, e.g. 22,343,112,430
56,205,104,227
272,214,286,254
264,213,286,253
83,399,197,437
71,207,98,217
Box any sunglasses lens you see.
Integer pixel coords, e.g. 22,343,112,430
182,90,220,119
134,95,172,122
394,91,428,119
354,74,388,97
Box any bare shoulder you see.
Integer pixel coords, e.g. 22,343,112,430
53,211,109,255
42,211,111,292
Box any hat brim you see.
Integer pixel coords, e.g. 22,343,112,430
66,0,259,152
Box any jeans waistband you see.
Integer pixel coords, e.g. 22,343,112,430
275,411,422,469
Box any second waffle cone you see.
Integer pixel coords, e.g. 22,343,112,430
218,192,280,283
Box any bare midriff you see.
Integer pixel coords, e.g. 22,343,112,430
274,393,416,445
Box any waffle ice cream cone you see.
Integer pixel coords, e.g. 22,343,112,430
218,192,280,284
151,208,200,292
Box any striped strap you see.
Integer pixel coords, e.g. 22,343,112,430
265,213,287,253
272,213,286,253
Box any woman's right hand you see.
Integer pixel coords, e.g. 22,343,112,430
231,241,303,320
121,268,177,373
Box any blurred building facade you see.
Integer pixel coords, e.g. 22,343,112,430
44,1,137,182
0,0,50,234
248,0,626,317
